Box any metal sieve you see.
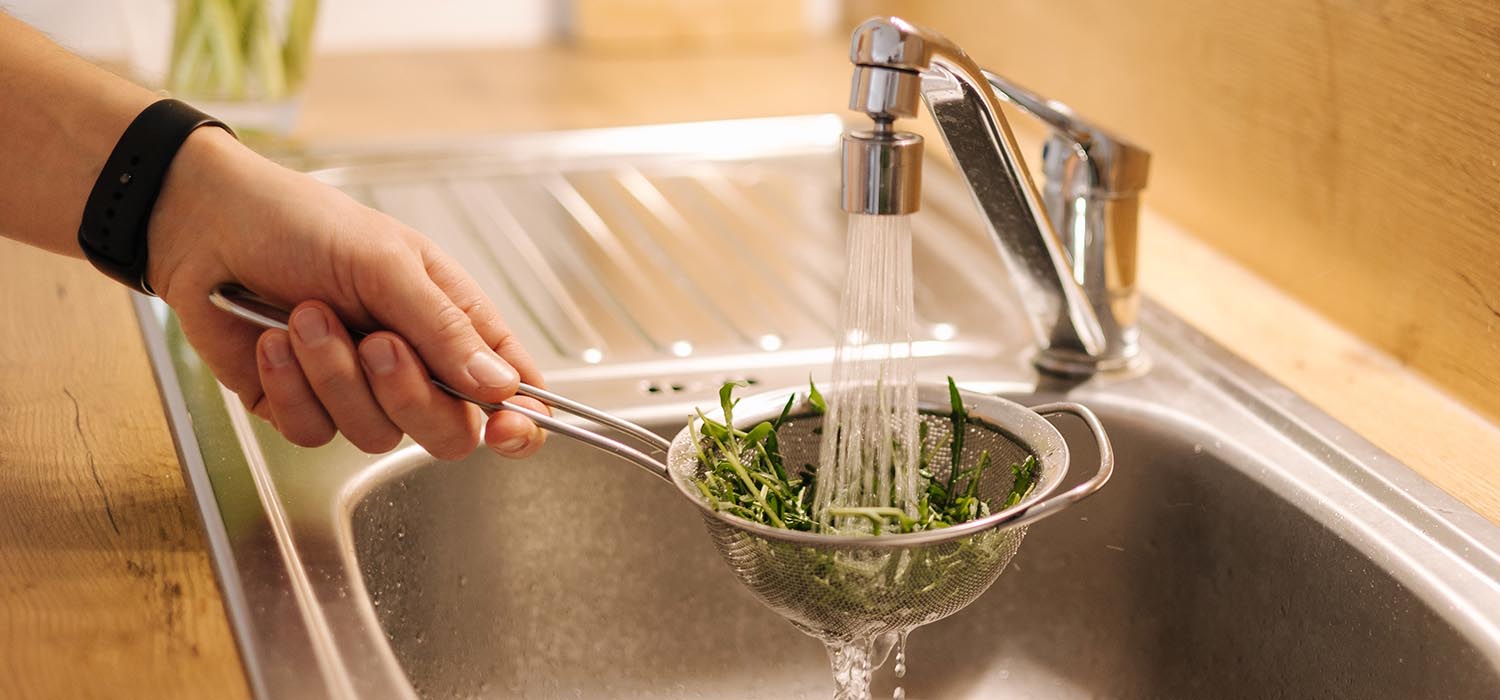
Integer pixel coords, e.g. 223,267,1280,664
662,382,1112,643
211,284,1113,645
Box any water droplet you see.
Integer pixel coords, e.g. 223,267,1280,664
894,629,907,678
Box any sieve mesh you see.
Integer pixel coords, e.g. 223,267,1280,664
672,408,1049,643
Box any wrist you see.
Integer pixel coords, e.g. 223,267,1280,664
144,125,244,297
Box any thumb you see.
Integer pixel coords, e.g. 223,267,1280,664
360,262,519,404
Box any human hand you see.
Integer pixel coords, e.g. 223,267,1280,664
143,127,547,459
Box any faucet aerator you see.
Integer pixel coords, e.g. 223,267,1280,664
841,129,923,216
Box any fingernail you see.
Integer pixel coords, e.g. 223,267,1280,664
360,337,398,376
263,333,292,368
466,351,518,391
291,308,329,346
495,436,529,454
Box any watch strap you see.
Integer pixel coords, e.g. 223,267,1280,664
77,98,233,295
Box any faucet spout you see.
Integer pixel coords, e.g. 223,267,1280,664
842,17,1149,374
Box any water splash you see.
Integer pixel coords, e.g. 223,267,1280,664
826,637,877,700
824,628,915,700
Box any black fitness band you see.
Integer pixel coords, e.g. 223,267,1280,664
77,98,234,295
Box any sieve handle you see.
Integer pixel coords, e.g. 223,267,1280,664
1002,401,1115,529
207,283,673,480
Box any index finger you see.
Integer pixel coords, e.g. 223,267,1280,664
416,238,547,391
350,243,520,406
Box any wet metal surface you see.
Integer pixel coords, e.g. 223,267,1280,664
136,116,1500,699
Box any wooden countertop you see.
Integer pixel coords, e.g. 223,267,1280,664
3,43,1497,698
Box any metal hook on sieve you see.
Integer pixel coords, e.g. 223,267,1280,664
208,283,674,478
1007,401,1114,529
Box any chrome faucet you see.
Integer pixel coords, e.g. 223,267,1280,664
841,17,1150,375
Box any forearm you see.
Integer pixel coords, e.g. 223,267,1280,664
0,12,157,257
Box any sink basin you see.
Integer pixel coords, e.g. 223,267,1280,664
351,393,1499,699
133,115,1500,699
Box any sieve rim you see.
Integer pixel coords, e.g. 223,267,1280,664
666,382,1072,548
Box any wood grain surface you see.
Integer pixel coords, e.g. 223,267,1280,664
0,243,249,699
852,0,1500,421
2,37,1498,698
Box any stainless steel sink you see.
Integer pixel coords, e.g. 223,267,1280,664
134,116,1500,699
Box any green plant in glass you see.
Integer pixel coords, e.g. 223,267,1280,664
167,0,319,103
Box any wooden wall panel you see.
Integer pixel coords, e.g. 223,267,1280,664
852,1,1500,420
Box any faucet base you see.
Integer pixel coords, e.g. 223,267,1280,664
1032,346,1146,378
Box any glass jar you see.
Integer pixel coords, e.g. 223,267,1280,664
162,0,320,135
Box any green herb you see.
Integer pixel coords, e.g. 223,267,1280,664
1003,454,1040,509
807,376,827,415
694,382,817,532
694,378,1041,535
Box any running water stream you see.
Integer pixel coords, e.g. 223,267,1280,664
815,213,921,528
816,213,921,700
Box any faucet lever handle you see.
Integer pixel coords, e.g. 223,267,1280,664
982,71,1085,142
982,70,1150,197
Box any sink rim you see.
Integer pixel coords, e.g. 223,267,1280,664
130,114,1500,699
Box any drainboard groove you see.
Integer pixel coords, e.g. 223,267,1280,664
445,178,606,361
490,177,659,360
614,166,804,345
545,173,731,354
686,168,841,337
571,168,754,347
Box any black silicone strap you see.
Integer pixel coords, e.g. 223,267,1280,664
77,99,233,295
